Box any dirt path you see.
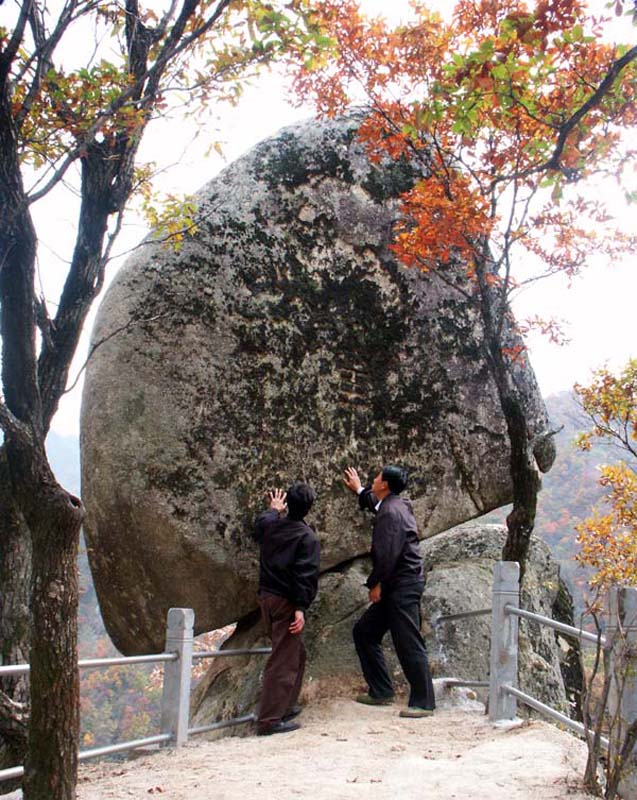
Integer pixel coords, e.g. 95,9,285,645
73,698,593,800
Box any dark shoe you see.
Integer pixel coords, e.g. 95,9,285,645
256,720,301,736
399,706,434,718
282,705,302,722
355,693,395,706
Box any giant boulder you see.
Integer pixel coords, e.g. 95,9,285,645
81,114,553,654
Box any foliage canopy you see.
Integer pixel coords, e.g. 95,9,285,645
294,0,637,313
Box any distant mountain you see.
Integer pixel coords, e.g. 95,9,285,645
481,390,609,607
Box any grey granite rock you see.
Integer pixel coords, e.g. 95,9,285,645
81,114,553,654
422,523,568,713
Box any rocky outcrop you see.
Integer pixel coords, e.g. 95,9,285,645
190,523,570,730
422,523,569,713
81,114,553,654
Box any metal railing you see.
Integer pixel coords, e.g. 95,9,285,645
435,607,492,691
439,562,636,789
4,564,635,788
0,607,271,784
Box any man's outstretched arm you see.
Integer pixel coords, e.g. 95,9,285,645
343,466,378,513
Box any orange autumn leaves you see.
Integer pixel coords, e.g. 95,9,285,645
293,0,637,276
392,177,493,269
575,361,637,588
576,464,637,588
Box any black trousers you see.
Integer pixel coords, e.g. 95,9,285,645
353,581,435,710
257,593,306,730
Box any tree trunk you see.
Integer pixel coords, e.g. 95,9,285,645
500,393,541,577
1,422,82,800
13,449,83,800
0,448,31,791
475,258,541,581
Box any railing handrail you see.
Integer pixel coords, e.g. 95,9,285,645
192,647,272,660
505,604,606,647
0,618,273,785
501,684,610,750
436,608,492,624
0,733,176,782
79,733,172,761
79,653,178,669
0,652,179,679
0,646,273,679
0,664,29,678
188,713,256,736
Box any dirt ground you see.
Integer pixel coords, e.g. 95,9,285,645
68,696,594,800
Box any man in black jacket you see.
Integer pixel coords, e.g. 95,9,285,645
253,482,320,735
344,464,435,718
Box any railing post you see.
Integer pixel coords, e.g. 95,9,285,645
607,587,637,799
489,561,520,722
160,608,194,747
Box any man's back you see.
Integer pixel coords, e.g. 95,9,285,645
255,510,320,610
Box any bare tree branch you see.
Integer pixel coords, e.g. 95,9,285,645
0,0,32,78
63,312,164,396
0,689,29,744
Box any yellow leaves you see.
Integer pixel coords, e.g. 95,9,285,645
574,360,637,446
82,731,95,747
575,360,637,588
137,167,199,251
575,463,637,588
576,431,593,451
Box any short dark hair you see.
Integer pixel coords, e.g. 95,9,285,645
381,464,408,495
286,482,315,520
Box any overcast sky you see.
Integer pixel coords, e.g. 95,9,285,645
32,0,635,437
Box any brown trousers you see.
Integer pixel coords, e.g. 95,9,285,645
257,592,306,728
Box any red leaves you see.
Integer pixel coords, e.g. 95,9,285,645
293,0,637,300
391,174,494,269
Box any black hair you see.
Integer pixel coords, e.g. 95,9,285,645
286,482,315,520
381,464,408,495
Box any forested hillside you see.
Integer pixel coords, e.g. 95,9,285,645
44,389,609,744
481,391,608,605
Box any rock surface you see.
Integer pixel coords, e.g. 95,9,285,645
190,523,570,730
81,114,553,654
422,523,568,713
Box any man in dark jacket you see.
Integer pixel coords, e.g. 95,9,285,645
253,482,320,735
344,464,435,718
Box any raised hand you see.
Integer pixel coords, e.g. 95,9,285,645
343,466,362,494
268,488,287,513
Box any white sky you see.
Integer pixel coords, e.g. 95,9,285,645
31,0,635,437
